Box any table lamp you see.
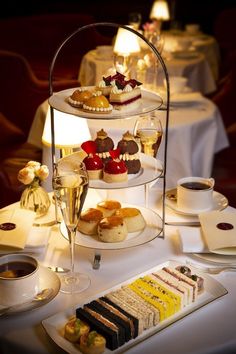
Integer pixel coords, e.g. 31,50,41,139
113,26,140,77
150,0,170,31
42,107,91,158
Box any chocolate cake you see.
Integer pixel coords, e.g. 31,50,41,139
94,129,114,164
117,131,141,174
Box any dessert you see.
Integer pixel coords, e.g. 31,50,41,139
64,316,90,343
81,141,103,180
68,88,93,108
109,78,142,111
78,208,103,235
97,215,128,243
83,91,112,113
103,149,128,183
117,131,141,174
97,72,126,97
96,200,121,217
115,207,146,232
79,331,106,354
94,129,114,164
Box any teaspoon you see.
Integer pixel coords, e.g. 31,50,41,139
0,288,53,316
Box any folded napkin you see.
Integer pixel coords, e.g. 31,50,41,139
0,209,52,254
0,209,35,250
199,211,236,255
178,226,209,253
157,88,203,105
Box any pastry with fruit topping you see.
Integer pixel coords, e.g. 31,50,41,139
117,131,141,174
109,76,142,111
96,200,121,217
94,129,114,164
83,91,112,113
97,71,126,97
115,207,146,232
98,215,128,242
79,330,106,354
68,88,93,108
103,149,128,183
78,208,104,235
64,316,90,343
81,141,103,180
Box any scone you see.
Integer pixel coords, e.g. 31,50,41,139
78,208,103,235
115,207,146,232
97,215,128,242
96,200,121,217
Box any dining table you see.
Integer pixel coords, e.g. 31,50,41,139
78,45,216,95
0,185,236,354
28,95,229,192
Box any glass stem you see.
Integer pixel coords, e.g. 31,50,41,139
145,183,149,207
68,228,76,275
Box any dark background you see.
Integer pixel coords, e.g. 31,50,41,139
1,0,236,35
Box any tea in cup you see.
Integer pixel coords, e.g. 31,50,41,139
177,176,215,212
0,254,39,306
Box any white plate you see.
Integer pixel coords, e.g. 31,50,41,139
60,204,163,250
48,87,163,120
165,188,228,216
157,88,204,106
42,260,227,354
89,154,163,189
192,253,236,266
0,265,60,315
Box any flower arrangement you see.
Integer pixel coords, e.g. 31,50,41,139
18,161,50,217
18,161,49,186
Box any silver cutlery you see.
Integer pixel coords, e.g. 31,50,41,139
186,261,236,274
165,221,200,227
0,288,53,316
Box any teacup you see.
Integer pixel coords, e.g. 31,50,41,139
0,254,39,306
177,176,215,212
164,76,188,94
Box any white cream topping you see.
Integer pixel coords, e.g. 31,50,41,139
98,152,111,159
83,103,113,112
111,86,123,94
93,90,102,97
119,153,139,161
98,80,106,87
123,84,133,93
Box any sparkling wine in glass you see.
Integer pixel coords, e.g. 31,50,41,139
53,162,90,294
134,115,163,158
134,115,163,206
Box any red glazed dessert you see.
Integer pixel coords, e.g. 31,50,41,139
103,149,128,183
81,140,103,180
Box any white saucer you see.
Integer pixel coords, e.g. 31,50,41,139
0,265,60,315
192,253,236,266
165,188,228,216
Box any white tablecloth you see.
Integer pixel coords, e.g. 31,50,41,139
0,189,236,354
162,31,220,82
78,49,216,95
28,97,229,191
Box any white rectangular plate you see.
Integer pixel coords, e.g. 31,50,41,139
42,260,227,354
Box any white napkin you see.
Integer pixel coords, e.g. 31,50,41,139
0,209,35,250
0,226,51,255
178,226,209,253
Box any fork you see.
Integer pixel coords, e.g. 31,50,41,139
186,261,236,274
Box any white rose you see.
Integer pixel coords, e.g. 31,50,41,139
36,165,49,181
18,166,35,185
26,161,41,173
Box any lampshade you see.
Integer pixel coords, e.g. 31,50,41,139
113,26,140,55
42,107,91,155
150,0,170,21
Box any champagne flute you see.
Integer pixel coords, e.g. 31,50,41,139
134,114,163,206
53,161,90,294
